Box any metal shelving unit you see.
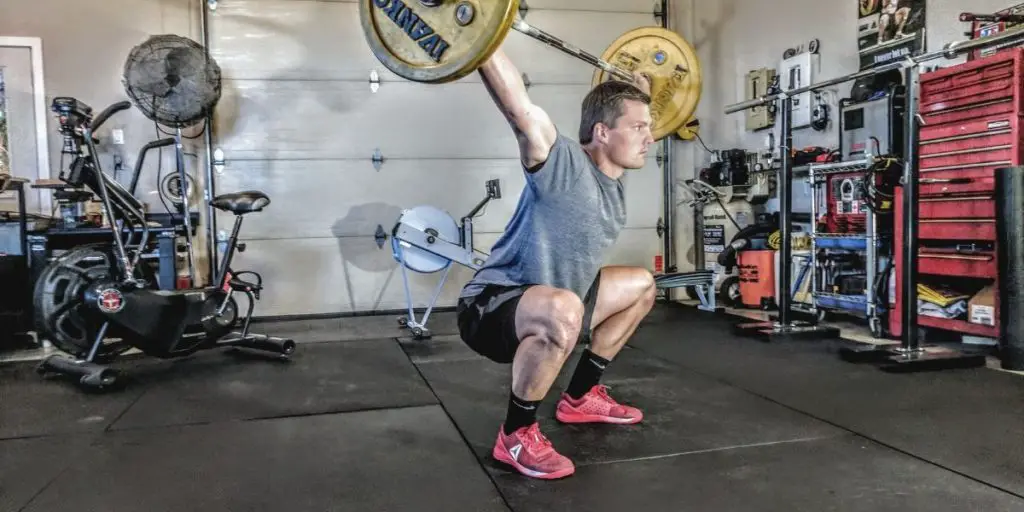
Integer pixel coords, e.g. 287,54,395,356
807,156,888,336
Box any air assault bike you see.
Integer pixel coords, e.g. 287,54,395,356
34,99,296,389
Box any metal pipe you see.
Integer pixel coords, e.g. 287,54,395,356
778,96,794,325
660,0,676,289
175,128,197,287
726,65,903,114
900,65,921,352
725,23,1024,114
808,156,876,173
201,0,219,285
808,165,818,317
940,22,1024,58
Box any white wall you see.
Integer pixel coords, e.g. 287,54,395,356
1,0,209,271
0,0,203,206
692,0,1016,153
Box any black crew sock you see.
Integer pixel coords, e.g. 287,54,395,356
504,392,541,435
566,348,610,399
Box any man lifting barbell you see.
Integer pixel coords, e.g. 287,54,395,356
358,0,704,480
455,49,656,480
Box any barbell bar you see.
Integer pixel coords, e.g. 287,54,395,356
359,0,703,140
510,17,635,82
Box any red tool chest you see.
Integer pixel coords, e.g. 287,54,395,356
889,48,1024,339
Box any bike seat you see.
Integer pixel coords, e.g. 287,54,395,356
211,191,270,214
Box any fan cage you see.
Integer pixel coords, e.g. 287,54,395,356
122,34,222,129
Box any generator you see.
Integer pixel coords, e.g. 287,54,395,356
825,171,870,233
839,85,905,160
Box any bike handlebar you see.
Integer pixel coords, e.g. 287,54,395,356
88,101,132,132
129,138,176,195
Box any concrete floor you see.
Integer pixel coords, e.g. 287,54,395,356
3,302,1024,511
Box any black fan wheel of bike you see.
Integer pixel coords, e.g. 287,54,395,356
33,245,155,359
122,34,222,128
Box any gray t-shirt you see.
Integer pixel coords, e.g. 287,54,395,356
461,132,627,300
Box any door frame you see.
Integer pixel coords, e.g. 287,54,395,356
0,36,51,214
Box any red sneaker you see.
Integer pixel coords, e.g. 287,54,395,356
555,384,644,424
492,423,575,480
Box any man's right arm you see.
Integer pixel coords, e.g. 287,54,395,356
478,48,558,170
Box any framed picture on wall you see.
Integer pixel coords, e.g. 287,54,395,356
857,0,927,69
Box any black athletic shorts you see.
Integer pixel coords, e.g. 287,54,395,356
456,275,601,364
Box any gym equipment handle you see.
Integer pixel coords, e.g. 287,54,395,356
89,101,132,132
511,17,635,82
129,138,176,195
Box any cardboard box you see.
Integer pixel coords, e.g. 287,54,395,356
969,284,997,326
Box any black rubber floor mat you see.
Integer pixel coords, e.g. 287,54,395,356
492,434,1024,511
630,305,1024,497
104,339,437,430
18,406,508,512
0,434,97,511
256,311,459,343
413,345,843,476
0,360,147,440
399,334,486,364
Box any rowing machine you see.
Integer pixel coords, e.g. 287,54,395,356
392,179,501,339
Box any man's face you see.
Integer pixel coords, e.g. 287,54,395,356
603,100,654,170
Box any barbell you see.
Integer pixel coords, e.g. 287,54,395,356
358,0,703,140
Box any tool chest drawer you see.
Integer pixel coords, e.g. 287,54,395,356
919,146,1016,170
920,99,1016,127
918,196,995,219
917,250,997,278
920,48,1023,115
918,219,996,241
919,166,1000,195
918,114,1016,153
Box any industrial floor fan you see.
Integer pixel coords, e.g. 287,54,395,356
122,34,221,286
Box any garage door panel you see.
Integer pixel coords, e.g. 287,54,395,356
216,157,662,239
208,0,400,82
210,1,655,83
232,235,486,316
621,163,663,229
215,159,523,239
234,228,658,317
604,227,661,269
238,0,654,11
522,0,657,12
217,81,609,160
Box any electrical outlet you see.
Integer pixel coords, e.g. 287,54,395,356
112,128,125,145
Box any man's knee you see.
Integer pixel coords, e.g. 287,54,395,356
621,267,656,305
517,287,584,354
639,269,657,305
